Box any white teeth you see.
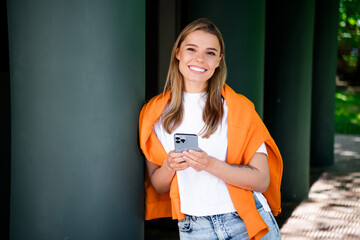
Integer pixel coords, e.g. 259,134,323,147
189,66,206,72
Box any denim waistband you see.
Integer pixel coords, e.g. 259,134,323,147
253,192,263,209
185,192,263,221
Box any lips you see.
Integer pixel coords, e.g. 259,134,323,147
188,65,207,73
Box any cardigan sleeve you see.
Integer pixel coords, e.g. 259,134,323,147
139,96,174,220
251,108,283,216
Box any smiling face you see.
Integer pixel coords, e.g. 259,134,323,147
176,30,222,93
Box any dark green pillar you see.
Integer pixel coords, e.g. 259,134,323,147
8,1,145,239
146,0,180,100
183,0,266,116
0,0,10,236
311,0,339,167
265,0,316,201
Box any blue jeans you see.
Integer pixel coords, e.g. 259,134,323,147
178,194,281,240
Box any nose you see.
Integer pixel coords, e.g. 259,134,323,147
195,52,205,62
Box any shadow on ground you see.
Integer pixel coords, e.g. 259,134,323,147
280,134,360,239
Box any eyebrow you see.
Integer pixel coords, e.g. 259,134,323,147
185,43,219,52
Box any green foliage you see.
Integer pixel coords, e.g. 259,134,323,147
342,54,358,67
338,0,360,47
338,0,360,68
335,89,360,134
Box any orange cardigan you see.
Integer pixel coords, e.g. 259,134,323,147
139,84,283,240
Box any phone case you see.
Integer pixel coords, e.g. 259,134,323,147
174,133,198,153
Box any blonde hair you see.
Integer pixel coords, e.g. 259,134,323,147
162,18,227,138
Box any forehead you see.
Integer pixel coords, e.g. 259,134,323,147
181,30,220,50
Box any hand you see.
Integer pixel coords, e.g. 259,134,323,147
165,150,190,172
182,149,211,172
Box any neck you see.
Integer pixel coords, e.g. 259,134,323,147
183,82,207,93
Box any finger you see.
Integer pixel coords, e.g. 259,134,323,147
179,162,190,170
169,151,183,158
188,149,205,157
186,159,202,172
174,162,189,171
182,154,197,163
174,157,186,163
185,157,195,166
188,149,199,154
182,151,198,161
186,157,200,168
184,154,203,167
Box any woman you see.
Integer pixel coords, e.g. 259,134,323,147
139,18,282,240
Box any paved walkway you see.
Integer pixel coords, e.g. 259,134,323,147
145,134,360,239
280,134,360,239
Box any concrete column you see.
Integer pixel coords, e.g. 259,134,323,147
311,0,339,167
182,0,266,116
264,0,316,201
0,1,10,239
0,71,10,240
146,0,179,99
8,1,145,239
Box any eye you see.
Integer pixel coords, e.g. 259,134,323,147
187,47,196,52
207,51,216,56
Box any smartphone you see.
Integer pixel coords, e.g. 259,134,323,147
174,133,199,153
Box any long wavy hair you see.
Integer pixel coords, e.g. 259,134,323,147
162,18,227,138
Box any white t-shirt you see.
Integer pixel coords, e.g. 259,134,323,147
153,92,270,216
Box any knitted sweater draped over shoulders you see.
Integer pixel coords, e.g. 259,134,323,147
139,84,283,240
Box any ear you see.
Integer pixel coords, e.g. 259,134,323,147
176,48,180,60
217,54,223,68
